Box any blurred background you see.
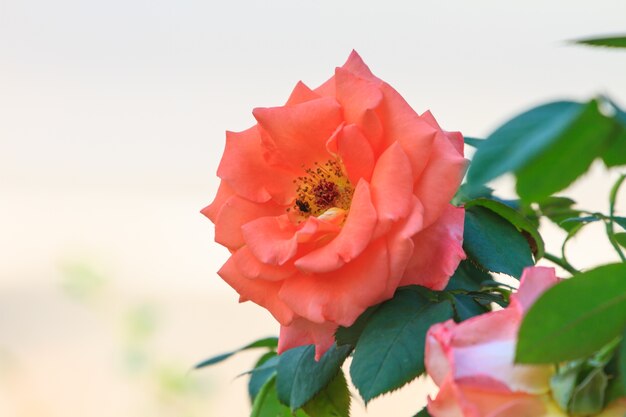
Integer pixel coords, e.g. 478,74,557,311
1,1,625,416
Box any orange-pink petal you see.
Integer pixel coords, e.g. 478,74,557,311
241,214,298,265
278,318,337,360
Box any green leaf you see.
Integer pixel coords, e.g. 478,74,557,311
574,35,626,48
450,294,489,322
302,371,351,417
569,368,608,416
445,260,492,292
464,136,484,148
335,305,380,347
515,99,619,201
614,216,626,230
276,344,351,410
603,103,626,166
550,361,583,411
516,263,626,364
538,197,581,232
614,233,626,248
350,290,454,402
249,352,279,402
463,206,534,278
195,337,278,369
465,197,545,258
619,330,626,391
466,101,582,188
251,376,309,417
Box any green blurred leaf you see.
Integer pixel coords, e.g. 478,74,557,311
538,197,582,232
569,368,608,416
515,99,619,201
445,260,492,292
619,330,626,392
276,344,351,411
302,371,350,417
249,352,279,402
466,99,620,202
464,136,484,148
574,35,626,48
516,263,626,364
465,197,545,258
335,305,380,347
614,233,626,248
450,294,489,322
604,102,626,166
561,215,601,225
550,361,583,411
463,206,534,278
467,101,581,187
350,290,454,402
194,337,278,369
251,376,309,417
613,216,626,230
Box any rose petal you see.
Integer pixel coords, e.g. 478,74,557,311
281,239,389,326
278,317,337,360
511,267,560,314
253,97,343,170
232,246,297,281
286,81,320,105
217,127,294,204
214,195,285,250
400,204,465,290
413,130,467,228
201,181,235,222
294,180,377,273
241,214,298,265
333,124,376,184
218,257,294,325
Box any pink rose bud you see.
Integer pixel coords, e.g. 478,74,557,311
204,51,467,359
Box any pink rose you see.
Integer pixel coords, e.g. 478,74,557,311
425,266,626,417
204,51,466,358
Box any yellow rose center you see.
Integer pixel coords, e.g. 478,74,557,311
291,160,353,218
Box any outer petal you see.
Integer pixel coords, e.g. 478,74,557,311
400,204,465,290
201,181,235,222
232,246,297,282
218,256,294,325
280,239,390,326
252,97,343,170
241,215,298,265
217,127,295,204
294,180,377,273
510,267,560,314
413,130,467,228
278,318,337,360
214,195,285,250
285,81,320,105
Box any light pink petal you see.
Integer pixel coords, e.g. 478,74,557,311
334,124,376,184
413,130,467,228
340,50,379,82
217,127,295,204
201,181,235,223
294,180,377,273
232,246,297,282
241,215,298,265
511,267,560,314
281,239,389,327
252,97,342,170
285,81,320,105
370,142,414,235
214,195,285,250
400,204,465,290
218,257,294,325
278,317,337,360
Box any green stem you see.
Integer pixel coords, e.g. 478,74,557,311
544,252,579,275
607,174,626,262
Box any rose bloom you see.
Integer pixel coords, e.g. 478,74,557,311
204,51,466,358
425,266,626,417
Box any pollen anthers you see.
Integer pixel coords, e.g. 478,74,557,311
290,159,353,218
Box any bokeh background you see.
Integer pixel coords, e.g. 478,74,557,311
1,1,626,416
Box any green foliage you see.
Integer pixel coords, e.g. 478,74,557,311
302,371,351,417
465,197,545,258
251,376,309,417
445,260,492,291
349,289,454,402
450,294,489,322
466,99,623,202
538,197,582,232
463,206,534,278
194,337,278,369
516,264,626,364
276,344,351,411
569,368,608,416
413,407,432,417
249,352,279,402
573,35,626,48
614,233,626,248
